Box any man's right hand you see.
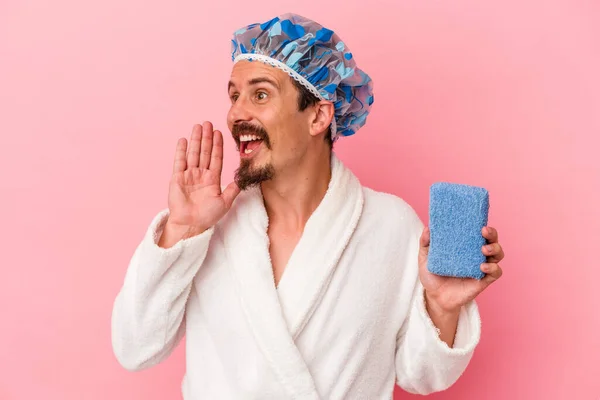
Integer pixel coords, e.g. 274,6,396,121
158,122,240,248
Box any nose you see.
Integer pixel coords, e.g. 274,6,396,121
227,96,253,127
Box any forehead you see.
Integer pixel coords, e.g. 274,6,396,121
228,61,290,88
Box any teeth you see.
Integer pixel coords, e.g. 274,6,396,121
244,148,253,154
240,134,260,142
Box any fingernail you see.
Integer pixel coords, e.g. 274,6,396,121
485,245,493,252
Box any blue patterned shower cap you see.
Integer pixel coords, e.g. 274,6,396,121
230,13,374,141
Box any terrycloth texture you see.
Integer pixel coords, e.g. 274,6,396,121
428,182,490,279
111,155,481,399
231,13,374,141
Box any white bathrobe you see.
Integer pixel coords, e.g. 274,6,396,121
111,154,481,399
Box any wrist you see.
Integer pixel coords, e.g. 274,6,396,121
424,290,461,319
165,220,207,237
158,220,208,248
424,290,460,347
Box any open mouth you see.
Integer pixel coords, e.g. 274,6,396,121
239,134,264,157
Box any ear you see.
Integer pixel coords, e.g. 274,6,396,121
309,101,334,138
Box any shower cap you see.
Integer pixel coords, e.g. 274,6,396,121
230,13,374,141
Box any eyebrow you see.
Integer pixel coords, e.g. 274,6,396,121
228,77,280,91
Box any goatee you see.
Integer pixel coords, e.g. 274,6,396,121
231,122,274,190
234,159,275,190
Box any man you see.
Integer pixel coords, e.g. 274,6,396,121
111,13,504,399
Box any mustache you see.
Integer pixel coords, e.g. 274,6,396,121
232,122,268,140
231,122,271,148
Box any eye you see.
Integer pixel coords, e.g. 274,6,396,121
255,91,268,101
230,93,239,103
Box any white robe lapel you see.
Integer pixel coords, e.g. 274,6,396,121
222,153,363,399
224,185,321,399
276,154,364,339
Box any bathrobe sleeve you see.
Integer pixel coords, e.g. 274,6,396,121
111,208,214,371
394,212,482,394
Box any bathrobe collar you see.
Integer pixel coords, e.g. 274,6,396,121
222,153,364,399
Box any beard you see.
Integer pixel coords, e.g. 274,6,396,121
232,122,274,190
234,158,275,190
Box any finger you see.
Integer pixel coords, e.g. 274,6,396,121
209,129,224,172
173,138,188,174
482,242,505,263
222,181,241,209
480,262,503,284
419,227,430,262
420,226,430,248
187,124,202,168
482,226,499,243
199,121,214,170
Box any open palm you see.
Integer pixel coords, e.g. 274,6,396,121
167,122,240,231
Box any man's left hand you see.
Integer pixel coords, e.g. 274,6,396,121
418,226,504,314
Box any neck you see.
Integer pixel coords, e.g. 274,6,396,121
261,150,332,231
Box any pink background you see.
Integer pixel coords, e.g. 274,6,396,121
1,0,599,399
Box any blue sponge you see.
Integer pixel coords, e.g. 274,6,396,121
427,182,489,280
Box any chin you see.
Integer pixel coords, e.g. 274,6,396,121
234,156,275,190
